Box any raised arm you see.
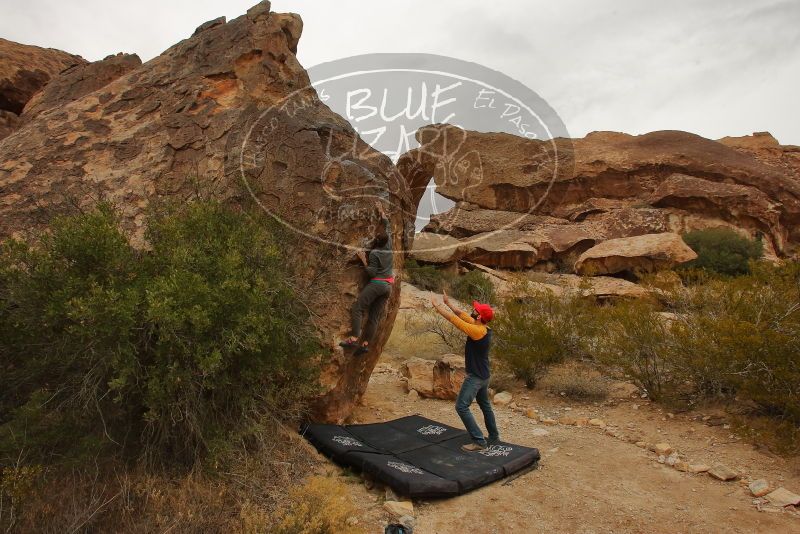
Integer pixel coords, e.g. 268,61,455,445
376,200,391,250
431,294,485,340
443,290,475,324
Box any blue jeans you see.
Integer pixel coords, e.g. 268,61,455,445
455,373,499,446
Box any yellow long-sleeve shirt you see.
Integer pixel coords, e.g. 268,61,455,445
445,310,488,341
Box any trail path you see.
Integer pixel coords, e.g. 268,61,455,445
331,286,800,533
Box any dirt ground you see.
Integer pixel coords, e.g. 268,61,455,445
337,359,800,533
321,287,800,533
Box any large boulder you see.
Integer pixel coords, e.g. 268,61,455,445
410,232,466,264
418,203,599,270
0,2,413,423
543,273,652,300
0,37,85,115
425,203,567,238
718,131,800,181
399,125,800,265
400,355,465,400
21,52,142,121
574,233,697,275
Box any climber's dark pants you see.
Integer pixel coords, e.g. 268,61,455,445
351,282,391,342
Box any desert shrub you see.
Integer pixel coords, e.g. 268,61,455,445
273,476,363,534
1,422,323,533
403,259,450,292
0,201,320,467
682,228,763,276
404,259,495,304
492,286,600,387
449,269,495,304
595,299,677,401
539,361,609,401
668,262,800,422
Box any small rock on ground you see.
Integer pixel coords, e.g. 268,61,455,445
688,464,711,474
654,443,673,455
384,500,414,519
674,461,690,472
749,479,771,498
708,464,740,481
764,487,800,508
493,391,513,406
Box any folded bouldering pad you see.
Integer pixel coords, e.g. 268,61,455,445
301,415,540,498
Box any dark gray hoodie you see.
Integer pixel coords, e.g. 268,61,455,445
365,217,393,279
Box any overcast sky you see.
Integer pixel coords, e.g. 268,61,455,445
3,0,798,146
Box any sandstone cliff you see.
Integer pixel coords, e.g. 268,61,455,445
402,125,800,272
21,52,142,121
0,2,413,423
0,37,86,140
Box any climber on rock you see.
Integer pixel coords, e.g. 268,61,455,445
430,291,499,452
340,200,394,356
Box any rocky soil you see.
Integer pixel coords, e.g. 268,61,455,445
311,285,800,534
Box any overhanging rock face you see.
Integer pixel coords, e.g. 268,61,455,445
401,125,800,270
0,2,414,423
0,37,85,115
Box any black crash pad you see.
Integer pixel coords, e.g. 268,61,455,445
301,415,540,498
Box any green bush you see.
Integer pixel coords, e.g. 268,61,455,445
669,262,800,421
404,259,449,292
404,259,495,304
682,228,763,276
595,299,677,401
0,202,320,467
449,269,495,304
492,286,599,387
539,361,609,401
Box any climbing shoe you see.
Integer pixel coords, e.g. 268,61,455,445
461,442,487,452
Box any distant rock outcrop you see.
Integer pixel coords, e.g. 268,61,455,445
0,37,85,140
0,37,85,114
401,125,800,272
0,2,413,423
574,233,697,276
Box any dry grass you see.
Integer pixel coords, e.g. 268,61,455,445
383,309,460,362
538,361,610,401
488,371,520,394
272,476,365,534
0,423,347,533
